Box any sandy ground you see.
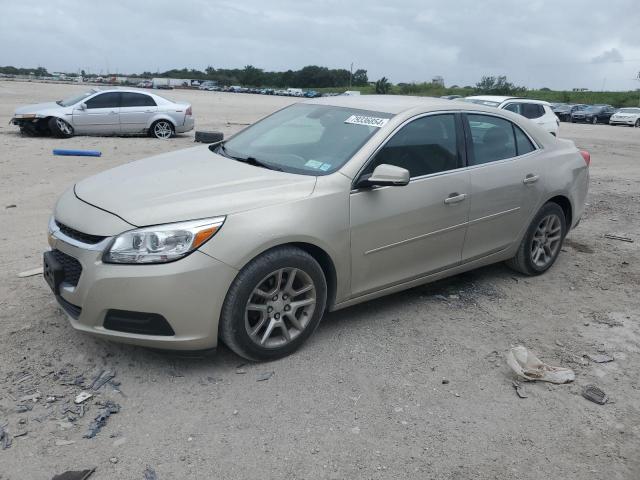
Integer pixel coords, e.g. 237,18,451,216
0,81,639,480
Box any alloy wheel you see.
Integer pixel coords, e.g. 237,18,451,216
56,118,72,135
153,121,173,139
244,267,316,349
530,214,562,268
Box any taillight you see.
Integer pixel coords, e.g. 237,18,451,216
186,106,192,116
580,150,591,166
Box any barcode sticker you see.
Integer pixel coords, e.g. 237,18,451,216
344,115,389,128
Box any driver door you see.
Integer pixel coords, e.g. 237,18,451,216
349,113,470,297
72,92,121,134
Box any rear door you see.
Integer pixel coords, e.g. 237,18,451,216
119,92,158,133
349,113,470,297
461,113,545,261
72,92,121,134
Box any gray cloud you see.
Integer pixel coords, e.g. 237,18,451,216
0,0,638,90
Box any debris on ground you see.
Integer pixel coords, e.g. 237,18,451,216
1,424,12,449
17,267,44,278
83,401,120,439
54,439,76,446
52,149,102,157
235,364,247,374
88,369,116,391
512,380,528,398
586,353,615,363
506,346,575,384
256,371,274,382
143,466,159,480
74,391,93,404
5,204,17,208
603,233,634,243
52,468,96,480
441,378,450,385
582,385,608,405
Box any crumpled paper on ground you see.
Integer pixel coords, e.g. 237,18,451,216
506,345,575,384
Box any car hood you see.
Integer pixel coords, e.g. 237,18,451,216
74,145,317,227
14,102,62,115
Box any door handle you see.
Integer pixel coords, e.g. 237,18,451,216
444,193,467,204
523,174,539,185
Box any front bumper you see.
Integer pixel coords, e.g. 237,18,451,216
47,219,238,350
609,118,636,125
177,116,195,133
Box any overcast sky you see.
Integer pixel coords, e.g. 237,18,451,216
1,0,639,90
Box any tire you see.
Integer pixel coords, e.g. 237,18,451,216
570,117,575,123
592,116,598,125
48,117,74,138
506,202,566,276
635,119,640,128
194,131,224,144
219,246,327,361
150,119,174,139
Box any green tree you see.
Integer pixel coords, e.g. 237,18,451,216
352,69,368,86
375,77,391,94
475,76,525,95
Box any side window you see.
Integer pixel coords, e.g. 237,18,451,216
467,114,517,165
513,125,535,156
365,114,459,178
521,103,544,119
85,93,121,109
120,92,156,107
503,103,522,115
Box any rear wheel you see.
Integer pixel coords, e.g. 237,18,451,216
592,116,598,125
150,120,174,139
506,202,566,276
48,117,74,138
219,246,327,361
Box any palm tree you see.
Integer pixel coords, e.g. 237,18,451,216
375,77,391,94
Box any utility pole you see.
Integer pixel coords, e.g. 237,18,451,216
349,62,353,88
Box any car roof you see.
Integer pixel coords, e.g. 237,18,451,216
305,95,488,115
465,95,551,106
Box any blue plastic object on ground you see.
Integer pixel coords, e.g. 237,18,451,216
53,149,102,157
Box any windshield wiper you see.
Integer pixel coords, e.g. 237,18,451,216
56,100,63,106
216,144,282,171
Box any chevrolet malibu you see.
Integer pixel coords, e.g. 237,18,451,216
45,96,589,361
12,88,194,139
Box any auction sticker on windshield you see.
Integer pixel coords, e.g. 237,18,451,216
344,115,389,128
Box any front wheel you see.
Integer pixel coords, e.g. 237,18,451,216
150,120,174,139
48,117,74,138
219,246,327,361
506,202,566,276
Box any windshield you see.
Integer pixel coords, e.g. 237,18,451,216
57,91,95,107
214,104,393,175
463,98,501,107
618,108,640,113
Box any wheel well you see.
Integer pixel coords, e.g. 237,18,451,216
547,195,572,227
289,242,337,310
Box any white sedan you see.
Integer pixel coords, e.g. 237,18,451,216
464,95,559,136
609,108,640,127
11,88,194,139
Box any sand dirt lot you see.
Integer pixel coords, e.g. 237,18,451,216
0,81,639,479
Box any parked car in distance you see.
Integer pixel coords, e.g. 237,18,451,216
136,80,153,89
609,107,640,127
304,90,321,98
571,105,616,124
464,96,559,136
199,81,219,91
441,95,463,100
552,104,589,122
45,96,589,360
11,88,194,139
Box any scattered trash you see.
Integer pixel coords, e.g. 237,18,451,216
603,233,633,243
17,267,43,278
235,364,247,374
256,371,274,382
143,466,159,480
89,370,116,390
506,346,575,384
0,424,12,449
5,204,17,209
52,149,102,157
582,385,608,405
587,353,614,364
83,401,120,439
55,439,76,446
441,378,449,385
109,457,118,464
52,468,96,480
512,380,528,398
75,391,93,404
13,430,28,438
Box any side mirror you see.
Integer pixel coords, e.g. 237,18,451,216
355,164,410,189
79,103,87,110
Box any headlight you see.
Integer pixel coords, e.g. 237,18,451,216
103,216,225,264
15,114,37,119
